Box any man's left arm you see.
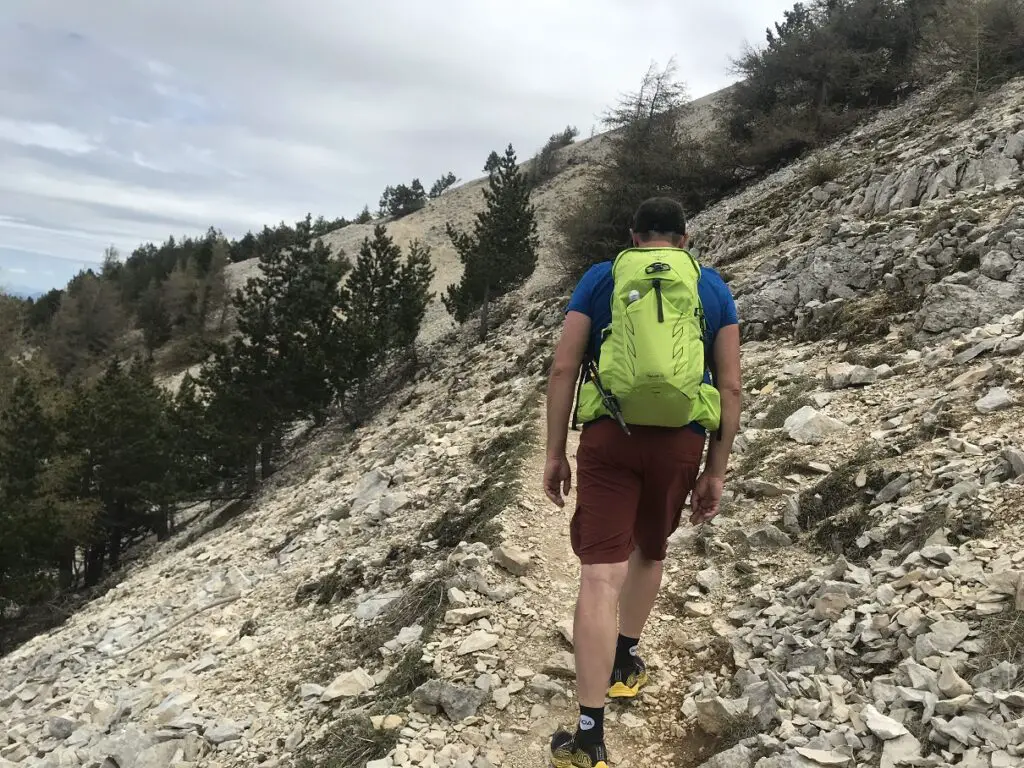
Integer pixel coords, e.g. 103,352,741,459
543,310,591,507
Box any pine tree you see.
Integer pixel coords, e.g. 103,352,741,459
46,272,127,379
0,375,58,607
338,225,434,422
443,144,538,341
64,357,172,582
554,61,697,276
429,172,458,198
0,375,53,501
137,280,172,352
200,215,350,486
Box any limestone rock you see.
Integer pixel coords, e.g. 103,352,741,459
862,704,908,739
411,679,488,722
322,668,376,701
697,744,754,768
826,363,877,389
880,733,922,768
784,407,848,445
541,651,575,678
444,606,492,625
457,630,499,655
747,525,793,550
492,544,532,576
696,696,750,736
976,386,1015,413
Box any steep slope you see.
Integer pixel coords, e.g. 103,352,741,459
3,77,1024,768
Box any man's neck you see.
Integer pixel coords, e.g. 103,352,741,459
635,240,680,249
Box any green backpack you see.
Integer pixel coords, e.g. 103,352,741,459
573,246,722,432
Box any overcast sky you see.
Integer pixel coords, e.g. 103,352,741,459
0,0,795,295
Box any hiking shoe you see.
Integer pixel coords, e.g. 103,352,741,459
607,657,649,699
549,729,609,768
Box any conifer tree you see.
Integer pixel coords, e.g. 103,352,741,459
0,375,58,606
46,272,127,380
429,172,458,198
200,215,350,486
338,225,435,420
443,144,538,341
64,356,172,582
555,61,696,277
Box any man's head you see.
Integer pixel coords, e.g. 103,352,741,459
630,197,688,248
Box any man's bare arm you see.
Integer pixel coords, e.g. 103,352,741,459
705,323,742,478
545,311,591,459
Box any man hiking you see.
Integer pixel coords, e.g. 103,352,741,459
542,196,742,768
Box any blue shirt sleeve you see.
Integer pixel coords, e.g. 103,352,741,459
565,264,602,318
705,268,738,330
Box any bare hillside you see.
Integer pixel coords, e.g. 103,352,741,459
223,87,731,344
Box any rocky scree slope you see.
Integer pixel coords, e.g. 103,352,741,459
4,78,1024,768
0,290,566,768
689,77,1024,348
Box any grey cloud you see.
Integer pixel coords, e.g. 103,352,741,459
1,0,795,292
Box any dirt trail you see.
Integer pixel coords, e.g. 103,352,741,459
493,409,723,768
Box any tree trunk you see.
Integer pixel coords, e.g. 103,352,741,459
478,280,491,343
57,544,74,591
153,503,170,542
246,445,258,492
260,440,274,481
108,526,122,572
84,542,105,587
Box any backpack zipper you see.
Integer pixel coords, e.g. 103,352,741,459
653,279,664,323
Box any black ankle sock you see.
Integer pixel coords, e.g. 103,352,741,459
615,634,640,667
576,705,605,745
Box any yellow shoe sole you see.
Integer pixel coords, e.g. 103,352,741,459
607,668,649,699
550,756,608,768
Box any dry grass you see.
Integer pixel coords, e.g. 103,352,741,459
737,434,777,477
804,153,844,188
351,565,452,660
295,560,368,606
373,648,433,711
670,712,762,768
294,716,398,768
968,611,1024,688
796,291,921,344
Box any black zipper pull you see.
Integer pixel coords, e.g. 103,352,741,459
653,279,664,323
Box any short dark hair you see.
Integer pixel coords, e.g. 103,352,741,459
632,197,687,239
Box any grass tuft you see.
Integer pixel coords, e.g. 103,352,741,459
294,715,398,768
295,560,366,606
373,647,433,711
351,565,452,659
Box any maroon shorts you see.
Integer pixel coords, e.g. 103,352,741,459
571,419,705,565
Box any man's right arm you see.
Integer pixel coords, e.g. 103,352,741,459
705,322,741,478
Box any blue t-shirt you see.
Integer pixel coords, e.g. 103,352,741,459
566,259,739,432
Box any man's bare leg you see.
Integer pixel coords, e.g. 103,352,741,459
618,548,663,637
574,561,629,706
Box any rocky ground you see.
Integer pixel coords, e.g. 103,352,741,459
3,78,1024,768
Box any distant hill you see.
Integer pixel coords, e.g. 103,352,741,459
0,284,44,301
